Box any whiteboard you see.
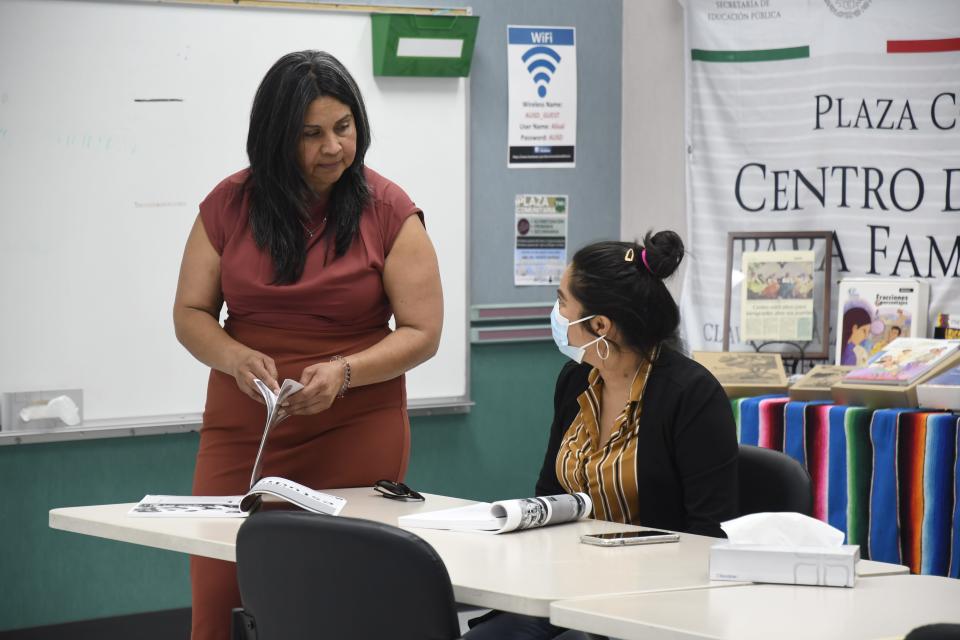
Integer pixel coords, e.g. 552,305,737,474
0,0,468,422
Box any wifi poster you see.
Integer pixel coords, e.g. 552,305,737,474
506,26,577,168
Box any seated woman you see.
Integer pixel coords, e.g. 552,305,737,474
464,231,739,640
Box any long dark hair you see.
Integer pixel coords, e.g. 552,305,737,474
569,230,685,358
246,50,372,284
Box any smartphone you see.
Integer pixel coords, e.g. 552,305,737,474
580,530,680,546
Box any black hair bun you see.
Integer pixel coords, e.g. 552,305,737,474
641,230,684,279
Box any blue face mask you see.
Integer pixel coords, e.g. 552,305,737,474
551,300,605,364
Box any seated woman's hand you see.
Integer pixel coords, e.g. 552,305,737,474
283,361,344,415
228,348,279,404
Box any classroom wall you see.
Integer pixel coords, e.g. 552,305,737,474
0,0,622,632
620,0,687,298
0,342,565,630
464,0,623,304
357,0,625,305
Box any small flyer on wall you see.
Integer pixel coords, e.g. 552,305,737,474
740,250,815,342
514,194,567,286
506,26,577,168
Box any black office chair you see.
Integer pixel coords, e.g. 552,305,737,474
905,624,960,639
233,510,461,640
737,444,813,516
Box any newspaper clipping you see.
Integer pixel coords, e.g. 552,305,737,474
740,250,815,342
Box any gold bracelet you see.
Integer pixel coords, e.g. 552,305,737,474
330,355,351,398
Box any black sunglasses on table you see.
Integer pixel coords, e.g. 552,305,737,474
374,479,425,502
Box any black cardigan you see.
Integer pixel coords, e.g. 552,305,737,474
535,346,739,538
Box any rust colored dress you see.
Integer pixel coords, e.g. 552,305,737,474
190,167,420,640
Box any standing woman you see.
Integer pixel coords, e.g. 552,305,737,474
173,51,442,640
465,231,737,640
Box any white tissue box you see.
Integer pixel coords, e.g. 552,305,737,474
709,542,859,588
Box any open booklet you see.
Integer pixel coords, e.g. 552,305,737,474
129,378,346,518
398,493,592,534
249,378,302,488
128,477,346,518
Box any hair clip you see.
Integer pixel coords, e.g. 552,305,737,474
624,248,635,262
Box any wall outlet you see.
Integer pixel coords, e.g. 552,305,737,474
1,389,83,432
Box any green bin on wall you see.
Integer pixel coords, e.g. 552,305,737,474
371,13,480,77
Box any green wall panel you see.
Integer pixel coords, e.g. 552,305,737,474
406,342,565,502
0,434,198,630
0,342,565,631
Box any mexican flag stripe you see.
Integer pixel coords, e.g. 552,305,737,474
887,37,960,54
690,46,809,63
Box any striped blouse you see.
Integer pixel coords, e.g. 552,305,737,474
555,349,658,524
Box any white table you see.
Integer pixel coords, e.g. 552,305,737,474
550,574,960,640
50,490,474,563
49,488,908,618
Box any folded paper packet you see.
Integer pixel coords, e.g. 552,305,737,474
709,512,859,588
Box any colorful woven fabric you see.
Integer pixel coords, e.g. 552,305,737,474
867,408,905,565
949,414,960,579
779,401,832,522
734,398,959,577
922,413,957,576
783,401,808,464
730,398,742,442
733,395,787,447
843,407,874,550
896,411,932,573
759,397,788,450
824,405,848,536
803,403,831,522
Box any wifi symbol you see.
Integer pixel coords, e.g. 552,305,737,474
522,46,561,98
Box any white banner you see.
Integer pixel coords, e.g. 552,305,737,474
680,0,960,357
507,26,577,168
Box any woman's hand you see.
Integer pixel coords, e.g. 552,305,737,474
174,216,284,403
228,348,280,403
283,360,346,415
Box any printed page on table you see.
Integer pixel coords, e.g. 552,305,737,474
129,495,245,518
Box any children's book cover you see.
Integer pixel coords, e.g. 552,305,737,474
844,338,959,385
834,278,929,366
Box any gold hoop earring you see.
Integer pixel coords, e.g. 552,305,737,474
597,337,610,360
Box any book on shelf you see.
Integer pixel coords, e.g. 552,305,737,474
917,365,960,411
934,313,960,340
842,338,960,386
691,351,788,398
832,340,960,409
129,378,346,518
834,278,929,366
398,492,592,534
788,365,854,402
